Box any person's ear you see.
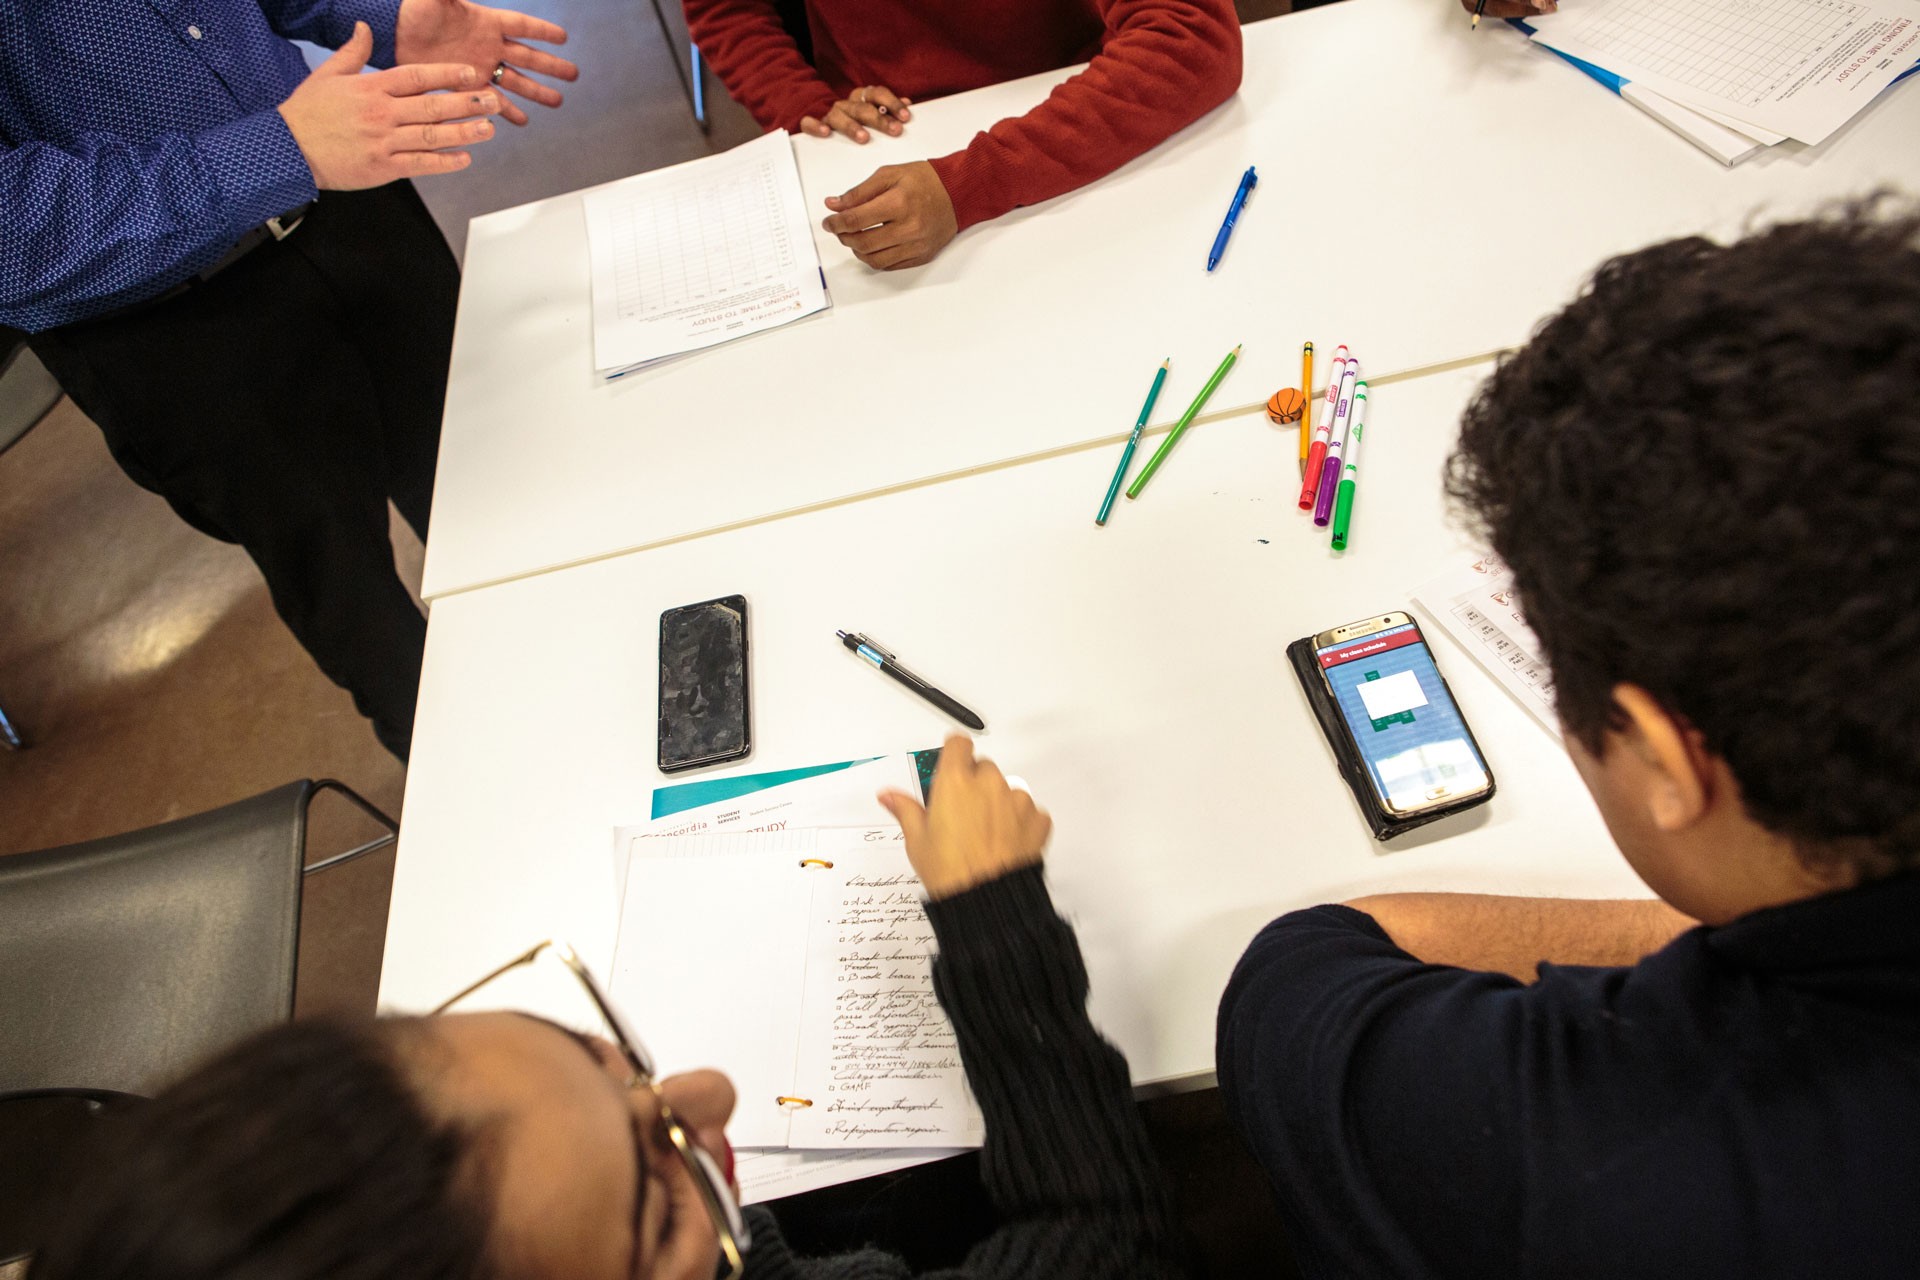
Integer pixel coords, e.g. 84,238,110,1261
1611,684,1713,832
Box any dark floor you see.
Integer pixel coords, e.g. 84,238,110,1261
2,0,1301,1274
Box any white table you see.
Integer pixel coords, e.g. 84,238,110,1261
383,361,1645,1085
423,0,1920,600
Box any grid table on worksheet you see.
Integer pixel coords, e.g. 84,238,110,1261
1561,0,1868,107
605,159,799,321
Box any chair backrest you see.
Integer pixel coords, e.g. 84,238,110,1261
0,781,314,1096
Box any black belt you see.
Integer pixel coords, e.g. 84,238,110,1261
199,202,314,280
99,201,315,321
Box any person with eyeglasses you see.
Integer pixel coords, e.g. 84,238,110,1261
24,737,1193,1280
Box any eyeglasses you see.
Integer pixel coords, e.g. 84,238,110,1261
433,942,751,1280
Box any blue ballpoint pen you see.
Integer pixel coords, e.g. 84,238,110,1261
1096,358,1171,526
1206,166,1257,272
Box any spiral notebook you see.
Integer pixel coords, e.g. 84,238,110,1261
608,826,984,1152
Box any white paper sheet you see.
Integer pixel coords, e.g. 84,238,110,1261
615,755,961,1200
610,844,812,1148
613,753,928,904
581,130,829,377
1410,555,1561,741
618,829,981,1146
787,843,984,1150
732,1148,954,1205
1621,84,1769,164
1530,0,1920,143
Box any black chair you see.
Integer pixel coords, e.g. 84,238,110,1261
0,779,397,1265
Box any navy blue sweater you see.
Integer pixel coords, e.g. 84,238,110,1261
1216,875,1920,1279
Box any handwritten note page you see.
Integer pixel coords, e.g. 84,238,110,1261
788,848,983,1149
610,828,981,1154
1529,0,1920,143
580,129,829,377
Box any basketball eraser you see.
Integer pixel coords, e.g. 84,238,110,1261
1266,387,1305,424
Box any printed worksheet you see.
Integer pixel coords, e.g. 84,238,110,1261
581,130,829,377
1410,556,1560,741
1529,0,1920,143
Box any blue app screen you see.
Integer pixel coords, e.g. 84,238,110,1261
1316,623,1489,813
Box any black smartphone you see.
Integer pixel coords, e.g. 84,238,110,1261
1310,611,1494,820
657,594,751,774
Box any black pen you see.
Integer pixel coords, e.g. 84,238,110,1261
836,631,986,731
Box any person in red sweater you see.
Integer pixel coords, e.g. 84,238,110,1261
685,0,1243,269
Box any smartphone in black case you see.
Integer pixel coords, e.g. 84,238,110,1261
657,594,751,774
1289,610,1495,839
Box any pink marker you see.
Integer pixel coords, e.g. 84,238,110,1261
1299,344,1348,509
1317,372,1365,527
1313,356,1360,524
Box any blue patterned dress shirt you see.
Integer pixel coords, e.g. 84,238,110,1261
1,0,402,332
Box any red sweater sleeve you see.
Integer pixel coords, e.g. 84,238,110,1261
928,0,1243,233
683,0,838,131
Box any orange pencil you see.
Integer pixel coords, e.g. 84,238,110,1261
1298,342,1314,477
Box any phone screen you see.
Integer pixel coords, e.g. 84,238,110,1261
1315,620,1491,816
658,595,750,773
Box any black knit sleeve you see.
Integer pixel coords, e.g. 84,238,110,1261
739,867,1191,1280
917,865,1192,1279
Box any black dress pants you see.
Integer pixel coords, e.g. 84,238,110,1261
29,181,456,760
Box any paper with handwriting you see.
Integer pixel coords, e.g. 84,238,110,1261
610,827,982,1154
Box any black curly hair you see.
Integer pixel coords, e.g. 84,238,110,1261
1446,197,1920,876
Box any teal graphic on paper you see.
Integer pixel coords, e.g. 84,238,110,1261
649,756,884,819
648,749,943,819
912,748,942,799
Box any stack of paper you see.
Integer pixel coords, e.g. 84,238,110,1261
1520,0,1920,164
581,130,830,378
610,753,968,1204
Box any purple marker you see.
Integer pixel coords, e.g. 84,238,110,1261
1313,357,1359,525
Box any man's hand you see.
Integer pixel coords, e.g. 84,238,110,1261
801,85,912,143
279,23,504,189
1459,0,1558,18
396,0,578,126
821,161,958,271
879,735,1051,901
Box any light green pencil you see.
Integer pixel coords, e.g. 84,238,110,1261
1125,344,1242,500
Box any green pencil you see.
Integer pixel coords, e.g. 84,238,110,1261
1125,344,1242,500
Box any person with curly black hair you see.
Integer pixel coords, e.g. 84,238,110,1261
1218,199,1920,1280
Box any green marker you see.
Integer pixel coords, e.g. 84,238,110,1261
1126,344,1242,499
1330,380,1367,550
